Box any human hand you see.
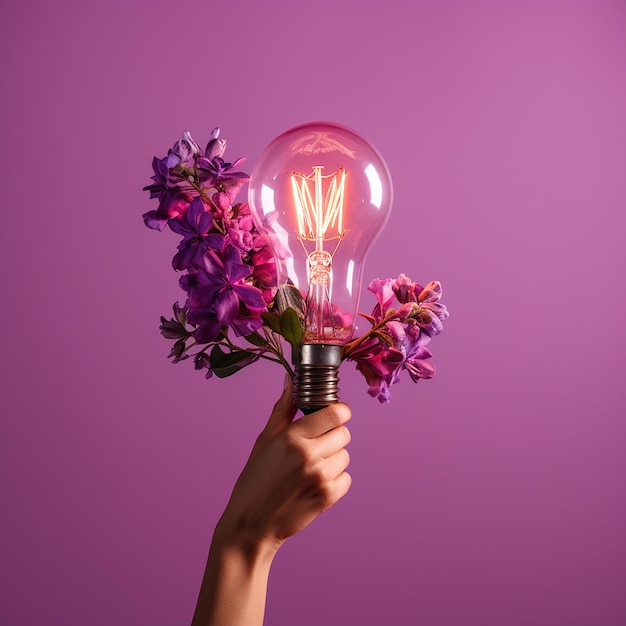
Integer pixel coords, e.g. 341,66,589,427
214,377,352,557
192,380,352,625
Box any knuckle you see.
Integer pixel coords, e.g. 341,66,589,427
306,459,326,485
282,429,302,450
281,432,308,463
324,403,351,428
342,448,351,467
338,425,351,446
318,482,336,510
341,472,353,493
335,402,352,421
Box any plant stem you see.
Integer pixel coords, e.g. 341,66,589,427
342,312,400,359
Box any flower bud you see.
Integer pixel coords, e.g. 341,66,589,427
206,127,227,159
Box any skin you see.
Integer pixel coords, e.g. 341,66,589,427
191,378,352,626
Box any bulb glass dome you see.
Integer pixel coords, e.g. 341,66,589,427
249,122,393,345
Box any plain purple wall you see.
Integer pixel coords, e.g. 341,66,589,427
1,1,625,624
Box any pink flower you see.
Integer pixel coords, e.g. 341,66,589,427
347,273,447,402
392,273,423,304
225,203,256,251
349,337,405,403
367,278,395,320
405,346,436,382
249,244,278,304
415,281,449,337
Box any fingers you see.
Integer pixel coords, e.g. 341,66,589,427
291,402,352,439
321,447,351,481
263,376,298,437
313,423,351,459
315,470,352,513
328,472,352,508
299,448,352,514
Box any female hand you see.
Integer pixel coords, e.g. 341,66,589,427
216,377,353,555
192,379,352,626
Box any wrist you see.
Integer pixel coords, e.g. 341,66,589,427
212,515,281,571
191,518,279,626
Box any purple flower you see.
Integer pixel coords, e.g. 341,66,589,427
197,155,249,189
231,309,264,337
348,274,447,401
142,128,249,231
181,244,266,342
141,131,206,232
204,127,227,161
202,245,266,320
249,243,278,304
142,156,194,230
224,203,256,252
349,337,405,403
196,147,250,214
350,321,435,402
405,346,435,382
418,280,443,303
169,197,224,271
391,275,449,337
368,278,395,320
194,352,213,379
167,131,203,168
392,273,423,304
414,281,449,337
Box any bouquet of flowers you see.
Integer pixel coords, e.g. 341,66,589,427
143,128,449,403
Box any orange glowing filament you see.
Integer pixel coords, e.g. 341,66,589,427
290,166,346,245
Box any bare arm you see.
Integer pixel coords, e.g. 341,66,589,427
191,379,352,626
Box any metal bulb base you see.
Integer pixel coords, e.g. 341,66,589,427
293,344,342,413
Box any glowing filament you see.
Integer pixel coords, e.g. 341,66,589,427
290,166,346,243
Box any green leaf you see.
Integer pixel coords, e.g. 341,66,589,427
261,312,282,334
244,332,267,348
168,338,190,363
176,307,187,326
160,316,189,339
209,344,253,367
213,364,245,378
209,345,258,378
280,307,304,348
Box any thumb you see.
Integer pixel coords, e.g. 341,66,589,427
263,374,298,436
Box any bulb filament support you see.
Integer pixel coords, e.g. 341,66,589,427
290,166,347,342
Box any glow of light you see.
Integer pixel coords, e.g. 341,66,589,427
261,184,275,216
364,163,382,208
290,166,346,241
285,257,298,288
345,259,355,296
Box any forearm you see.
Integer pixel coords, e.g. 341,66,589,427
191,521,278,626
191,391,352,625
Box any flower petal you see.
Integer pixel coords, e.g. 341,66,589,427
142,210,168,231
194,316,222,344
368,278,395,310
233,283,267,311
172,244,197,271
418,281,443,303
405,359,436,381
423,302,449,321
215,289,239,325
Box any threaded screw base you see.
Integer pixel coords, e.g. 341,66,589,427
292,344,343,413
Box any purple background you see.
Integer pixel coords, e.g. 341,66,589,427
1,1,625,624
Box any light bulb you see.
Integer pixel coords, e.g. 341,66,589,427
249,122,393,411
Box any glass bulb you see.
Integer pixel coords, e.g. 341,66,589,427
249,122,393,410
249,121,393,343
